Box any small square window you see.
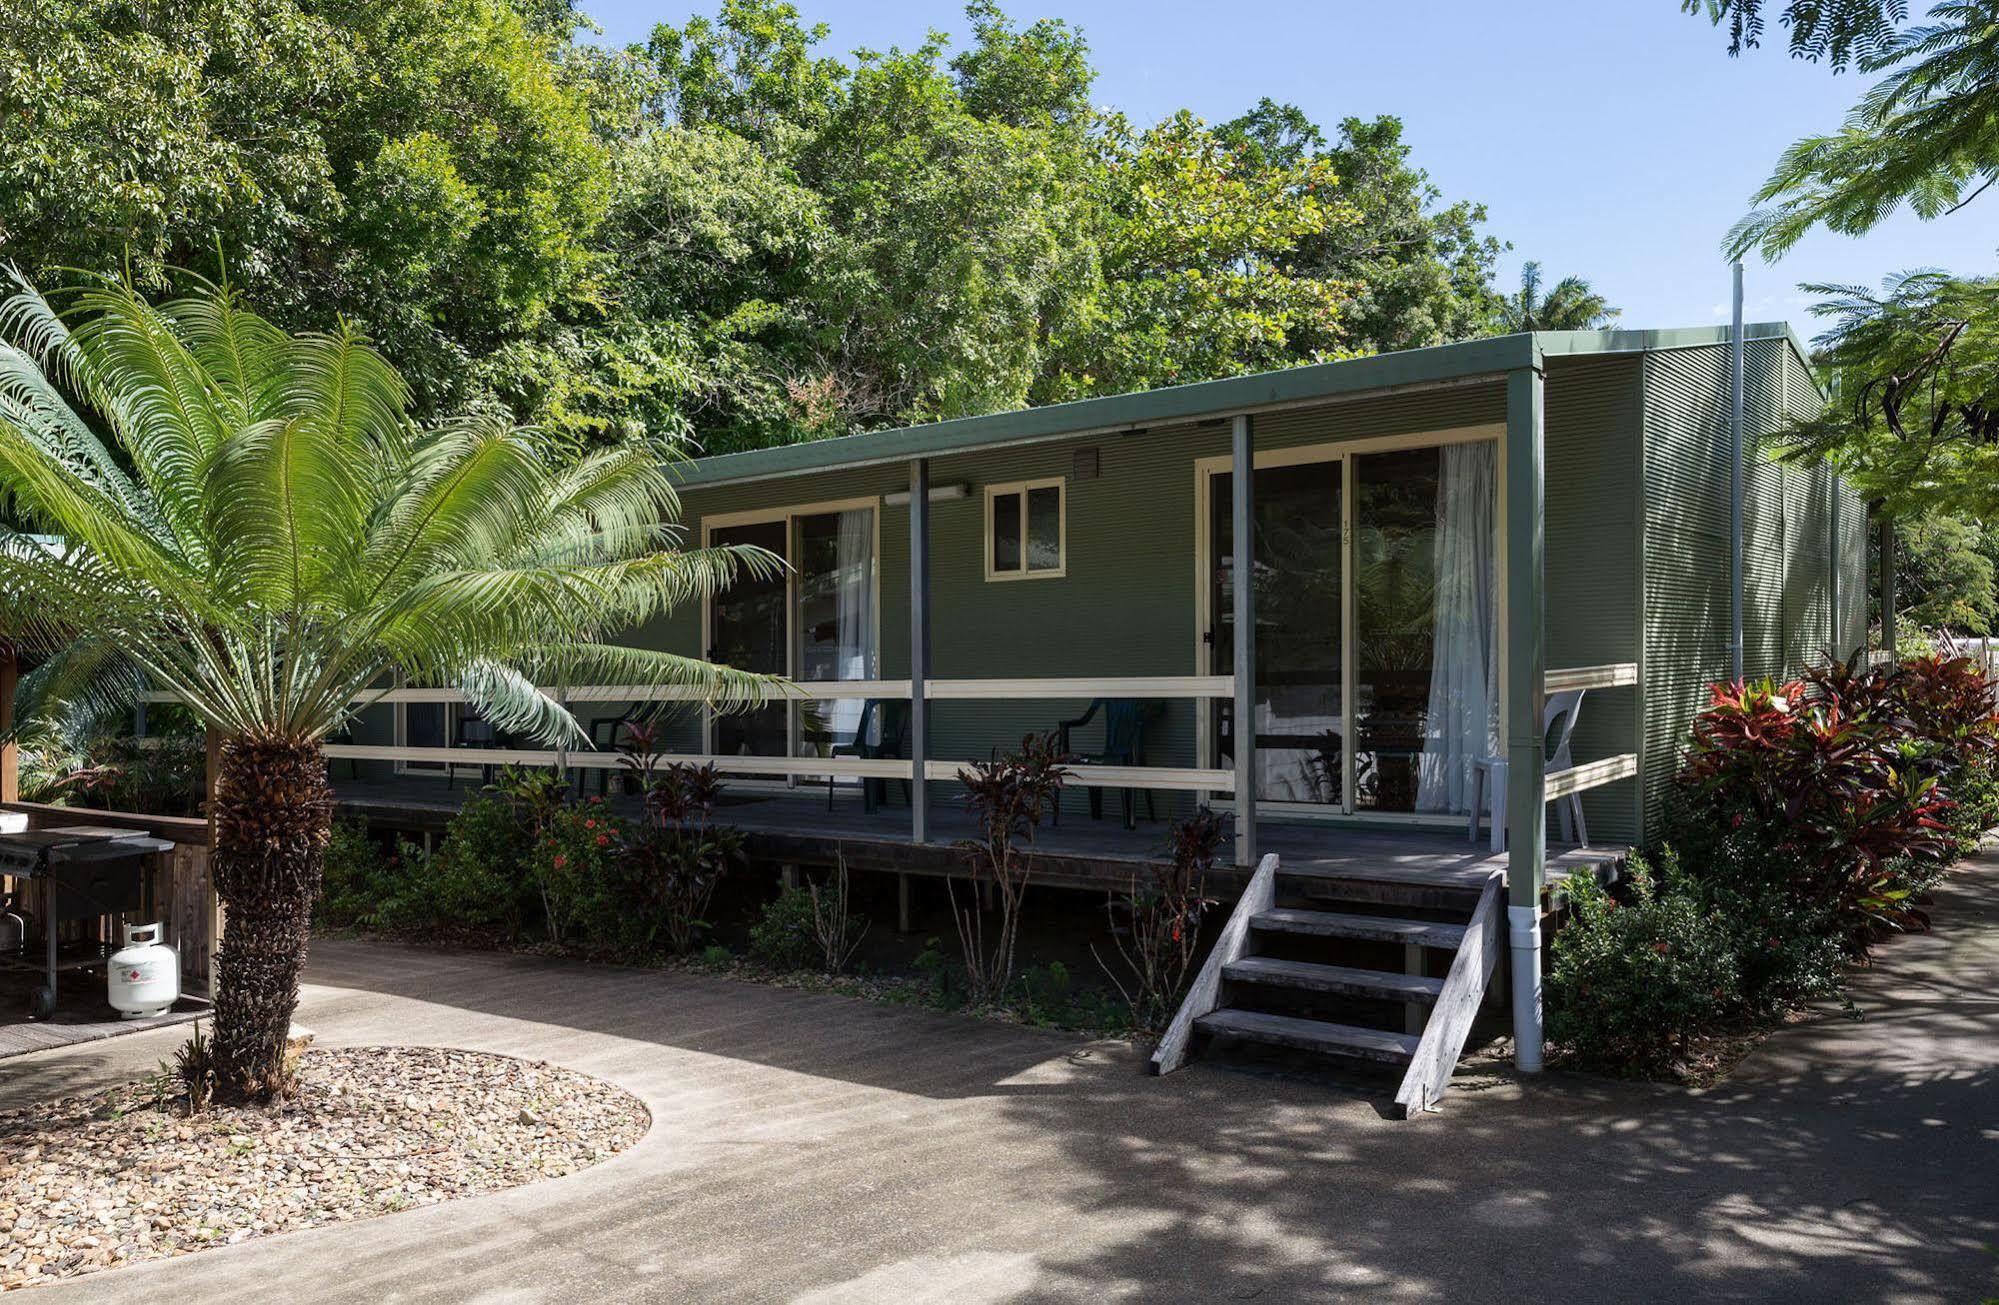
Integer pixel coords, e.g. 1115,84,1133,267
986,479,1064,580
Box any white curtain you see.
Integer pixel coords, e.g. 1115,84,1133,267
834,508,875,744
1416,441,1497,814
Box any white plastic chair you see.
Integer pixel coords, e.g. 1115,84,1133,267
1467,689,1588,851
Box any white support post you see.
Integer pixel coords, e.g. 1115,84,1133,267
1505,358,1548,1074
1231,414,1257,868
909,457,931,845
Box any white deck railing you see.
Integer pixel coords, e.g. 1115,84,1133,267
148,665,1640,803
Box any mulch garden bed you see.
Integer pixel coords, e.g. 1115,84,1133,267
0,1044,649,1290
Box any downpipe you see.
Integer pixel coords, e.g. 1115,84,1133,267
1509,905,1544,1073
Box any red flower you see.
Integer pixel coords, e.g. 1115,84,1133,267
1652,941,1670,954
553,854,567,869
584,818,596,830
595,833,609,847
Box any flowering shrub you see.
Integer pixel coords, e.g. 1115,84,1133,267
527,800,628,944
1551,653,1998,1078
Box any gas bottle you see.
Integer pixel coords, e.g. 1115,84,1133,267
107,922,178,1018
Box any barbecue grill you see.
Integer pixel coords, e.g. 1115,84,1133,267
0,827,173,1019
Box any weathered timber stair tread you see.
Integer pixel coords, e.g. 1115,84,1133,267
1223,956,1444,1002
1196,1009,1419,1064
1250,908,1466,949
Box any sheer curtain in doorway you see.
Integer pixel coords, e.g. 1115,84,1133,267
1415,441,1497,814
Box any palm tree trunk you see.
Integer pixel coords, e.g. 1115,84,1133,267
208,735,332,1102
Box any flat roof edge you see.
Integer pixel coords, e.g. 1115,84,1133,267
676,322,1821,488
677,334,1537,487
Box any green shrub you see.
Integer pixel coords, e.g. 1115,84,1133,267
748,886,819,970
1546,853,1741,1077
1698,874,1847,1018
427,790,539,937
529,802,627,945
317,820,391,928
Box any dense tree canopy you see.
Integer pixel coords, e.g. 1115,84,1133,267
1778,270,1999,517
1,0,1606,454
0,0,611,412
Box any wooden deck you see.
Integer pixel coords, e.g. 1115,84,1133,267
0,991,208,1059
333,776,1626,906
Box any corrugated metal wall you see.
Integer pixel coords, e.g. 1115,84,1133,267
1543,355,1644,842
1638,334,1860,836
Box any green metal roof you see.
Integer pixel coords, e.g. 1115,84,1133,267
677,323,1815,489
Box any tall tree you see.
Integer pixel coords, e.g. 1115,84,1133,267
0,273,767,1098
1780,270,1999,515
0,0,613,412
1498,261,1621,331
1683,1,1999,257
1217,103,1507,352
1036,109,1357,401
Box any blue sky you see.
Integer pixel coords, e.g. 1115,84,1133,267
580,0,1997,342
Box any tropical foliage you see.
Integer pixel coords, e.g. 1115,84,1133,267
1776,270,1999,520
1684,1,1999,257
0,272,769,1099
1497,261,1620,333
0,0,1596,455
1549,650,1999,1075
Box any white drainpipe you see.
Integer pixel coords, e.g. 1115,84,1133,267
1509,905,1543,1072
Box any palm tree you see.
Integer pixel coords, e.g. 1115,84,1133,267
0,272,774,1101
1499,261,1621,332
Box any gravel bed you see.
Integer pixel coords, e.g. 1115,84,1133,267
0,1045,649,1290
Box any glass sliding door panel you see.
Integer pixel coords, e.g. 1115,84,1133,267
1352,443,1496,814
1212,460,1344,805
794,508,875,758
710,519,789,757
401,702,447,772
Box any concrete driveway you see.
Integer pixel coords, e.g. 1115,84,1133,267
8,857,1998,1304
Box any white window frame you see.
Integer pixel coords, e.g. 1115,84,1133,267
984,477,1067,581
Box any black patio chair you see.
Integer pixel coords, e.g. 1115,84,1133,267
449,715,522,790
1055,697,1155,831
828,698,911,813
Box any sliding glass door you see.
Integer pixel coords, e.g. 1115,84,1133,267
706,503,879,765
1210,461,1345,806
794,507,877,758
709,519,790,757
1352,444,1496,814
1207,437,1496,818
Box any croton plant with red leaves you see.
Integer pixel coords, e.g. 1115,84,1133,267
1677,655,1988,940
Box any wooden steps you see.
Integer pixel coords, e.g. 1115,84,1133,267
1197,1009,1418,1064
1224,956,1444,1003
1153,853,1507,1118
1251,908,1465,950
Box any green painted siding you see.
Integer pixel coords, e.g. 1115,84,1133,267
1543,355,1644,843
1637,336,1862,837
675,371,1658,836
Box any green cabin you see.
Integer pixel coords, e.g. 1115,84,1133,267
326,324,1863,1103
338,322,1858,850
